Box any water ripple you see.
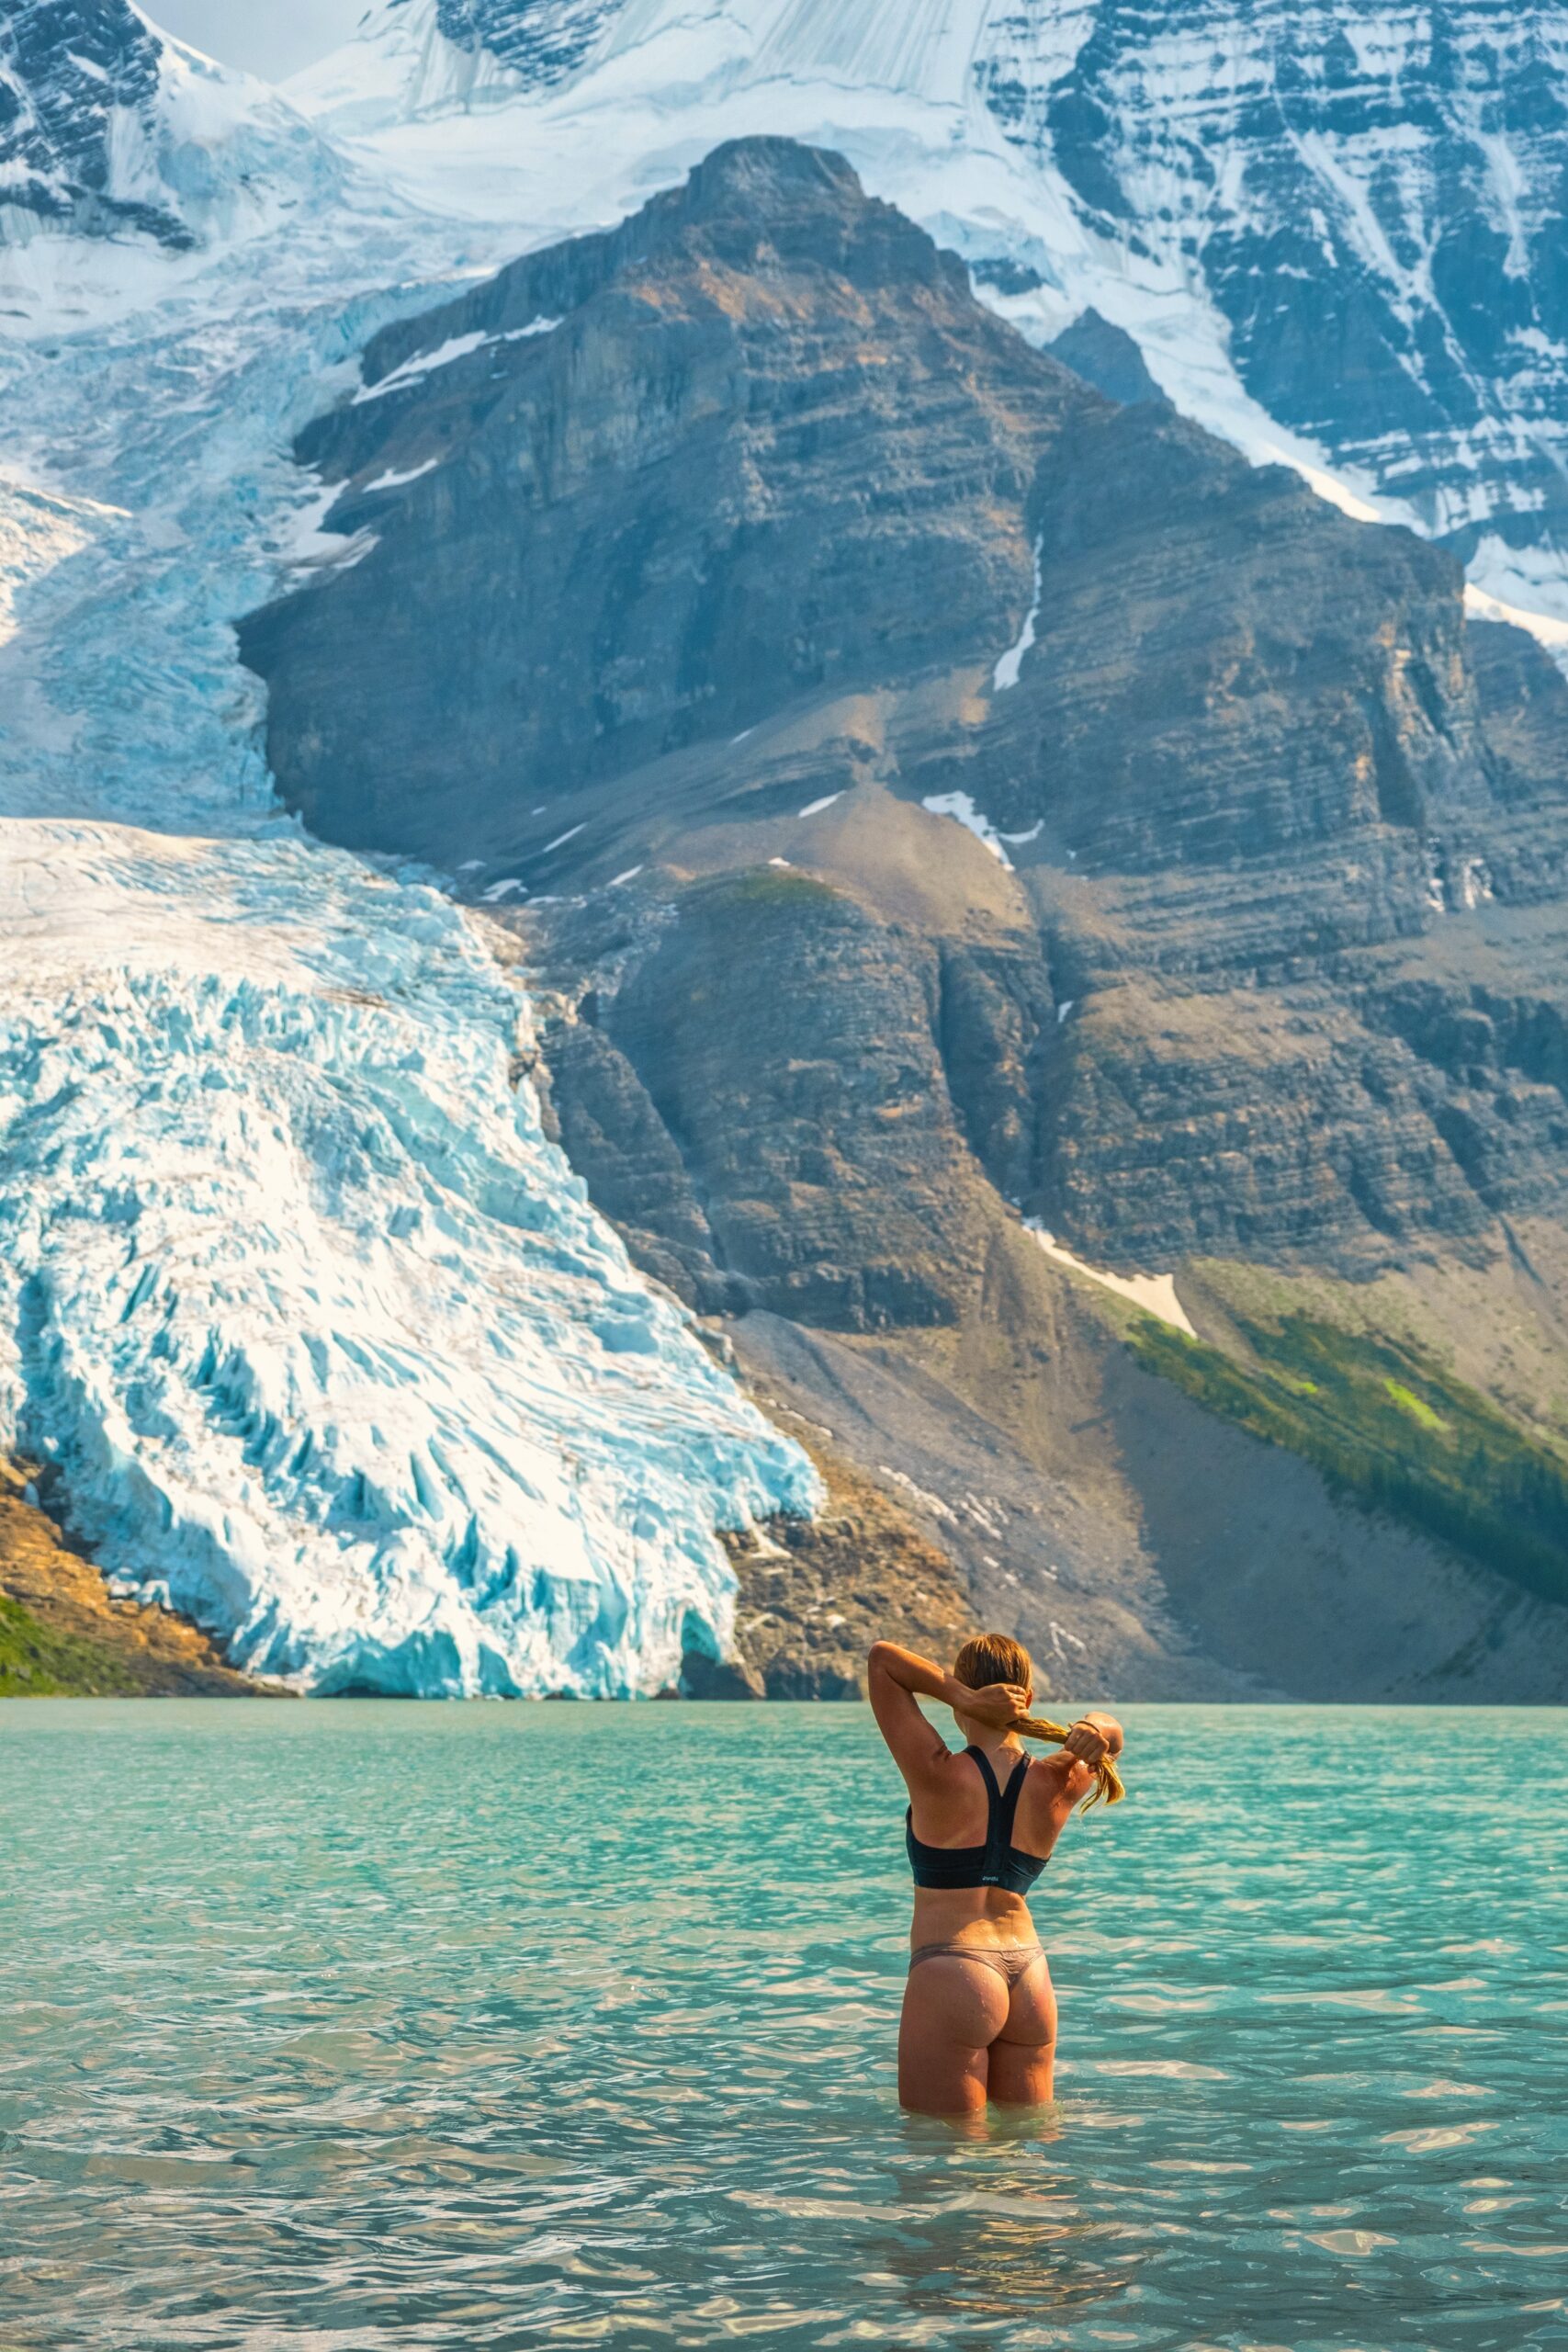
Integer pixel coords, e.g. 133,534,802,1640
2,1701,1565,2350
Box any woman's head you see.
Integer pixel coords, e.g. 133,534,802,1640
950,1632,1125,1806
953,1632,1032,1700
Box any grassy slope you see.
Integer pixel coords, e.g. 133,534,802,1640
0,1463,271,1698
1125,1295,1568,1606
0,1590,167,1697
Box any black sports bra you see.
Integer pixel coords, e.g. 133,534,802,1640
905,1745,1050,1894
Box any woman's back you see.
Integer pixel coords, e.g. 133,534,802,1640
906,1740,1077,1944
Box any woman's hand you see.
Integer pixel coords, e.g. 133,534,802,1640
1062,1713,1123,1765
955,1679,1031,1729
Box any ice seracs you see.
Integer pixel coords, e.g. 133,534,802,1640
0,6,820,1699
0,824,817,1696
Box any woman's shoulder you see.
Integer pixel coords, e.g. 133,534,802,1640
1021,1748,1093,1813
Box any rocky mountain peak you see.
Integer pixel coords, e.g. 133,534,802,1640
243,136,1092,858
240,135,1568,1341
1047,307,1163,407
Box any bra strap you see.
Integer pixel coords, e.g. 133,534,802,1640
965,1743,1002,1808
967,1745,1027,1883
997,1751,1030,1849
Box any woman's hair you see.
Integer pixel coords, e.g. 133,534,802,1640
953,1631,1125,1810
953,1633,1032,1691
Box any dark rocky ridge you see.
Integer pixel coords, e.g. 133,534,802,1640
245,138,1080,859
1046,307,1163,407
243,140,1568,1693
244,137,1568,1287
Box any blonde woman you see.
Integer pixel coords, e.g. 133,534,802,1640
868,1633,1124,2118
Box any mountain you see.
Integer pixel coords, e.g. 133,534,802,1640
287,0,623,134
240,139,1568,1702
288,0,1568,642
0,0,347,302
0,0,192,248
433,0,620,88
5,8,1567,1702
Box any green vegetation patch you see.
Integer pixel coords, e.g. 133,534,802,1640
0,1592,149,1698
1126,1311,1568,1606
1383,1380,1448,1434
697,867,843,912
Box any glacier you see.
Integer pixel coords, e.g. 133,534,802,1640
0,25,818,1697
0,823,813,1696
8,0,1568,1694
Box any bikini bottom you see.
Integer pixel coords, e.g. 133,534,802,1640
908,1941,1047,1986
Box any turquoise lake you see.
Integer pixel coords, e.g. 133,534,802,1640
3,1702,1565,2350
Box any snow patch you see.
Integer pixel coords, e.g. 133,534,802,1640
354,316,559,402
920,791,1014,868
992,537,1042,690
796,791,841,818
1026,1223,1196,1338
364,458,440,491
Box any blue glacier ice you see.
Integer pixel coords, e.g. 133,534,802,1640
0,33,818,1696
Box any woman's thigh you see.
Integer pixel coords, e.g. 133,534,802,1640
897,1958,1011,2116
987,1953,1058,2109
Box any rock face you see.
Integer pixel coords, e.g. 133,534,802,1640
243,138,1082,859
714,1432,973,1701
0,0,190,248
434,0,618,86
243,138,1568,1692
1046,308,1162,407
243,137,1568,1289
0,1461,273,1695
534,868,999,1329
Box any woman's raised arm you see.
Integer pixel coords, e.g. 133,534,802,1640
866,1641,1028,1788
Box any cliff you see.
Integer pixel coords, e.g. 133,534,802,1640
240,139,1568,1698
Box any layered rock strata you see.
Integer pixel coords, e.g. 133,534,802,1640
241,139,1568,1692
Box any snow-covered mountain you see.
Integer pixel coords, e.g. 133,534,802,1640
7,0,1568,1698
0,0,189,247
0,7,818,1697
289,0,1568,642
0,0,345,282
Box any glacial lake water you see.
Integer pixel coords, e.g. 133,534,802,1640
3,1702,1565,2351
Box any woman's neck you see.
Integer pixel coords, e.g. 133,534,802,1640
955,1721,1024,1754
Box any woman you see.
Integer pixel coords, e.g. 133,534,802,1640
868,1632,1124,2119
